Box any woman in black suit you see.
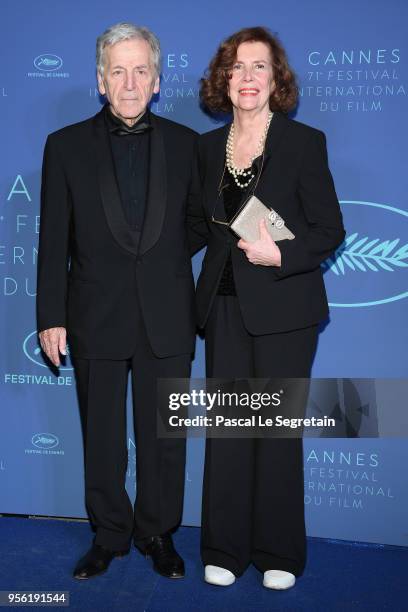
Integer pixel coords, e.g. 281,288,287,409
189,27,345,589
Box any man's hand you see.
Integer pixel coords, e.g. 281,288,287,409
39,327,67,367
237,218,282,267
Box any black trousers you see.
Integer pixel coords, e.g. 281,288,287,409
201,296,318,576
72,302,190,552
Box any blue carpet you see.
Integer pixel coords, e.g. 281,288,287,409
0,517,407,611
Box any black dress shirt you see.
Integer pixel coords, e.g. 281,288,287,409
105,105,151,232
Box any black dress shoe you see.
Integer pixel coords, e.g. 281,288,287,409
136,533,185,579
73,543,129,580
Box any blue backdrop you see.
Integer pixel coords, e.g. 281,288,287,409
0,0,407,547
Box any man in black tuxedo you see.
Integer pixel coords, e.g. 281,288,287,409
37,23,201,580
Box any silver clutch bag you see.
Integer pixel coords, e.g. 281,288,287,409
230,195,295,243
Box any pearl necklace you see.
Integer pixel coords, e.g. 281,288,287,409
226,111,273,188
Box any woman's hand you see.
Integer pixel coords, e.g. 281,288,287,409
237,218,281,267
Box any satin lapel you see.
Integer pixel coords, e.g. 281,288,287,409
255,111,290,193
93,109,139,256
139,113,167,255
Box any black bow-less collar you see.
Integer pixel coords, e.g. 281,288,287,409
105,104,152,136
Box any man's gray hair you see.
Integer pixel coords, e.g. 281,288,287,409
96,22,161,76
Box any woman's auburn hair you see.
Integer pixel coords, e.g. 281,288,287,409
200,26,298,114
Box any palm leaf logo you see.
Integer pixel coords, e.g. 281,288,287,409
323,233,408,275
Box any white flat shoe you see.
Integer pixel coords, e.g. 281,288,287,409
263,570,296,590
205,564,236,586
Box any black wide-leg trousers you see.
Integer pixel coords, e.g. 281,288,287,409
72,310,190,552
201,296,318,576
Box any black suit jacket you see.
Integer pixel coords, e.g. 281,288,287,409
188,112,346,334
37,108,200,359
